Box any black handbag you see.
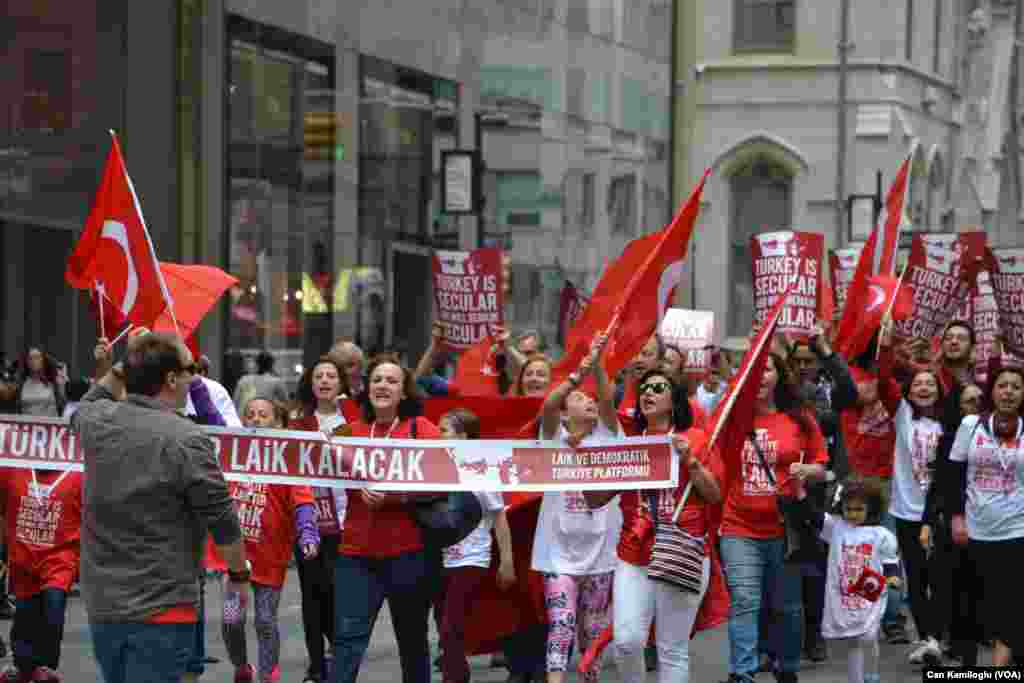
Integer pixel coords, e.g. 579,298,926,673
748,433,821,562
406,417,484,548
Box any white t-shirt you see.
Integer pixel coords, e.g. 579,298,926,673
443,491,505,569
531,421,623,576
820,514,899,639
314,411,348,528
949,415,1024,542
889,399,942,522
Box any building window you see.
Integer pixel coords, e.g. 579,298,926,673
580,172,596,230
734,0,795,52
729,158,793,336
608,173,637,236
905,0,914,62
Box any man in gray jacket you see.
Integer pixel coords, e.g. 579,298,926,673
72,333,249,683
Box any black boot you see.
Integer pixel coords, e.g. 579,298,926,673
774,672,799,683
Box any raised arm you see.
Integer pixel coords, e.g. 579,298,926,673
414,321,445,383
876,319,904,416
813,323,857,412
591,334,619,433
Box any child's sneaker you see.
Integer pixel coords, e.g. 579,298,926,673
0,665,23,683
234,664,256,683
262,665,281,683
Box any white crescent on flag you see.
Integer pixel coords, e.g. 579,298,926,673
866,284,886,313
99,220,139,316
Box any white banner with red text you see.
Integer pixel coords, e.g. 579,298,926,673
0,415,677,492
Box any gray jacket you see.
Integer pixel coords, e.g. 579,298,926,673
72,384,241,622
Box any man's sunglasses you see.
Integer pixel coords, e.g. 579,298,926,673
639,381,671,395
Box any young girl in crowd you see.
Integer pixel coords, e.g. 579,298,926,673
877,323,946,665
211,397,320,683
813,478,901,683
0,465,83,683
437,408,516,683
293,357,349,683
533,335,622,683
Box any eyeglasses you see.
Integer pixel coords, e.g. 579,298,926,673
639,381,671,395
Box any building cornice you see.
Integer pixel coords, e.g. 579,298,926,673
696,58,957,93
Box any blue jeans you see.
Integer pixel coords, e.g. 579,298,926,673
90,621,194,683
880,511,907,628
720,536,803,679
11,589,67,671
332,551,433,683
185,576,207,675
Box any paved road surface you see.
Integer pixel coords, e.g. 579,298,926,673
50,570,994,681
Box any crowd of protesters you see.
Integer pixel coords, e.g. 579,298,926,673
0,302,1018,683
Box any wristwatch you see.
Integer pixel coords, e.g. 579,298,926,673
228,560,252,584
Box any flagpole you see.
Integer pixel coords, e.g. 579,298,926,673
875,264,909,362
96,284,106,339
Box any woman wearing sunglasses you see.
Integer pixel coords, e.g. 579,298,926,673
719,353,829,683
587,369,722,683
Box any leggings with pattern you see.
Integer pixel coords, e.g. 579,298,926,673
542,572,613,681
222,581,283,681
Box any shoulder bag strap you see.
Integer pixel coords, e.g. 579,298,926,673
748,432,777,488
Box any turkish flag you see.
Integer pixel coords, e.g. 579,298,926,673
557,279,589,347
849,565,886,602
838,274,913,360
89,281,128,339
553,170,709,386
66,134,172,331
452,336,504,397
152,263,238,340
835,153,912,359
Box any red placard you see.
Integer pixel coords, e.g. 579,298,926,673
829,246,862,316
432,248,505,350
958,271,1000,385
991,247,1024,366
660,309,715,375
893,232,987,344
750,231,824,336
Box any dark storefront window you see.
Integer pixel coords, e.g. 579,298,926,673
225,16,335,390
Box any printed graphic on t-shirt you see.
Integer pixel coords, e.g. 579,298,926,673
564,491,591,514
15,492,62,547
856,402,892,437
910,428,940,490
838,541,873,611
233,483,268,543
971,444,1019,494
741,430,778,497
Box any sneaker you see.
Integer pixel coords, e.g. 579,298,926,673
644,644,658,672
908,637,942,665
261,666,280,683
234,664,256,683
805,637,828,663
0,665,22,683
30,669,61,683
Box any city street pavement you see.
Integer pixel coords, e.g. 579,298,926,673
50,570,993,681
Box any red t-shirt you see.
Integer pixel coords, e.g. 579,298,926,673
617,427,723,566
339,416,442,559
721,412,829,540
207,482,315,588
0,469,83,599
618,384,708,433
840,366,901,479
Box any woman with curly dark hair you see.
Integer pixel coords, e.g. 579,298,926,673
17,348,66,417
719,352,829,683
331,353,442,683
291,356,348,683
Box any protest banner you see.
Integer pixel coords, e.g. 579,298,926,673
660,308,715,375
557,280,589,347
0,415,676,493
991,247,1024,365
829,246,862,315
892,231,987,344
432,247,504,350
957,271,1000,384
750,231,824,335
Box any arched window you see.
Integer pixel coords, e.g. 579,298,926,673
927,153,945,231
729,157,793,336
908,144,928,231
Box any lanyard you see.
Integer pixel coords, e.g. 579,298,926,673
989,415,1023,473
30,468,70,504
370,417,400,440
